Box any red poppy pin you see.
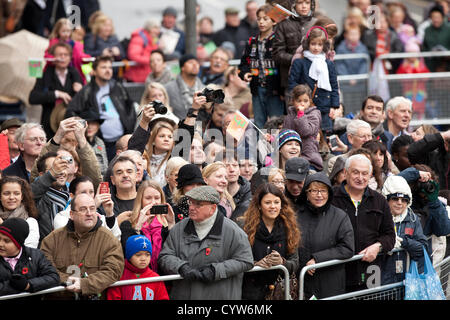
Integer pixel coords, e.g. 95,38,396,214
178,214,184,221
21,267,28,275
205,247,211,256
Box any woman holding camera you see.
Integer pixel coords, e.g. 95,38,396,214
120,180,175,272
139,82,179,126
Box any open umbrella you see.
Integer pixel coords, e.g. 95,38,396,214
0,30,48,106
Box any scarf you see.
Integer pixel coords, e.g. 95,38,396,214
303,50,332,92
253,218,287,261
0,204,29,221
194,208,217,240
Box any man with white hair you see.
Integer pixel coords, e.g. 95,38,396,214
332,154,396,293
385,96,413,139
327,119,373,175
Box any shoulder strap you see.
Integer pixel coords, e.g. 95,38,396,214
138,29,149,48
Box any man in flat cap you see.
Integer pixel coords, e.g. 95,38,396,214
158,185,253,300
0,118,23,164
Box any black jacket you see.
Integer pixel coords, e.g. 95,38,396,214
331,182,396,288
238,33,282,97
0,246,60,296
297,172,355,299
29,65,83,137
2,155,30,183
65,78,137,140
407,132,450,191
212,23,250,59
230,176,252,222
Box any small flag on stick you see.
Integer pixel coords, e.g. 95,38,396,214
226,111,250,142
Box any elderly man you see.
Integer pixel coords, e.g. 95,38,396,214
199,47,231,86
327,119,373,175
40,193,124,300
332,154,395,292
385,96,413,140
0,117,23,164
2,123,46,182
340,95,394,152
158,185,253,300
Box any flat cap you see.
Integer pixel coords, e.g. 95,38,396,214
185,186,220,204
1,118,23,131
225,7,239,15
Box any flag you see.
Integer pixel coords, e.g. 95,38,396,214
266,4,297,23
28,59,43,78
226,111,250,142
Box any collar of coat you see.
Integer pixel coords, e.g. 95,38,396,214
66,215,102,235
337,181,373,200
184,207,224,239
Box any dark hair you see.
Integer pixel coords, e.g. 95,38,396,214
69,175,94,195
37,151,58,173
150,48,166,62
109,155,137,175
48,41,73,56
362,140,389,173
413,163,439,184
92,55,113,70
391,135,414,156
256,4,274,18
263,115,285,129
292,84,312,101
429,4,445,17
313,16,338,39
0,176,39,218
301,27,331,54
362,95,384,111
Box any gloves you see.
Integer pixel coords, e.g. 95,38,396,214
179,264,215,282
394,236,403,249
198,265,215,282
10,274,28,291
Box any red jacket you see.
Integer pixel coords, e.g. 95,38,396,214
106,260,169,300
123,28,158,83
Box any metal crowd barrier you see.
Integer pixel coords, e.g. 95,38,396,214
298,247,408,300
0,265,291,301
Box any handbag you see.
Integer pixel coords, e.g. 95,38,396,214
265,273,299,300
404,246,446,300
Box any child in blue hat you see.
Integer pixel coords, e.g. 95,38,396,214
106,235,169,300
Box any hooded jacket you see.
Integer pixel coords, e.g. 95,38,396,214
40,217,124,299
296,172,355,299
230,176,252,222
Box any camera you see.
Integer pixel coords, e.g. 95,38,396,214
61,156,73,164
150,204,168,215
150,100,167,115
78,119,87,127
418,181,436,194
199,88,225,104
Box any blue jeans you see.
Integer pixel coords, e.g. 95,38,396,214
252,87,285,129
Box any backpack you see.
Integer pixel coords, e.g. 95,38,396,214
120,29,149,59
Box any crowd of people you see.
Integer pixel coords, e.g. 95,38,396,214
0,0,450,301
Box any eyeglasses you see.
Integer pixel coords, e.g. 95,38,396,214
390,197,409,204
73,206,97,214
26,137,46,143
307,189,328,195
187,199,211,208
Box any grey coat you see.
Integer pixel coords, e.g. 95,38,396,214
158,211,254,300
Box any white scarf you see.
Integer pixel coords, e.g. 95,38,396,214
194,208,218,240
303,50,332,92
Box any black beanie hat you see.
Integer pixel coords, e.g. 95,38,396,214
0,218,29,249
176,164,206,189
179,53,198,69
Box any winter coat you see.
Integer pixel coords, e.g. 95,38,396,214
31,171,70,242
40,218,124,298
297,172,355,299
407,132,450,191
422,22,450,71
240,217,300,300
273,13,317,90
335,40,370,76
65,78,137,141
28,65,83,138
106,260,169,300
331,182,396,288
212,23,250,59
0,246,60,296
283,105,323,170
164,74,204,119
381,208,429,285
288,57,340,111
158,210,254,300
230,176,252,222
123,28,159,83
238,33,282,97
84,33,125,59
88,135,109,177
2,155,30,183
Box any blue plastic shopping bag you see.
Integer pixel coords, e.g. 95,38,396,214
404,247,445,300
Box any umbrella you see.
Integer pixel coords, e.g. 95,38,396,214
0,30,49,106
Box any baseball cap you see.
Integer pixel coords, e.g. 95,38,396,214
285,157,310,182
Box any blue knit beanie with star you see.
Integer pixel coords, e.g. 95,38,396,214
125,235,152,260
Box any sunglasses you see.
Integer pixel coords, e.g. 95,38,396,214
390,197,409,204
